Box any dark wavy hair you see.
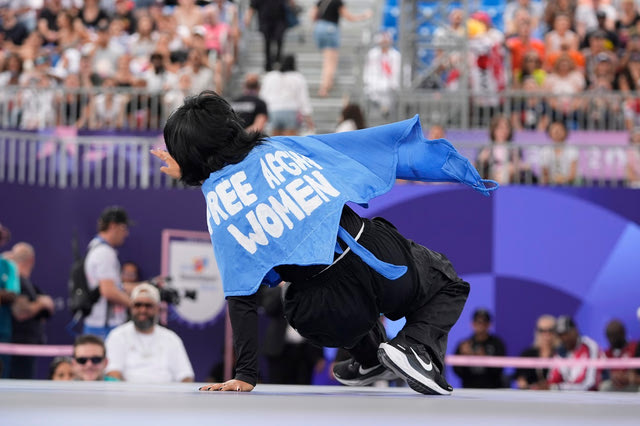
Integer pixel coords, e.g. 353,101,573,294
163,91,264,186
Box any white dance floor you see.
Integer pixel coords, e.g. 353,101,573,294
1,380,639,425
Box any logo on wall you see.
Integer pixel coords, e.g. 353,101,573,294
162,229,225,327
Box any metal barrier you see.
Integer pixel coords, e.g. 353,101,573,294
398,89,635,131
1,85,638,132
1,129,637,190
0,129,182,190
0,86,172,132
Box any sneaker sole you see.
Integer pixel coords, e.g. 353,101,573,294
334,368,399,387
377,343,452,396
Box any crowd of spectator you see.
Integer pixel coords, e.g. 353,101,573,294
453,309,640,392
429,0,640,131
0,0,241,131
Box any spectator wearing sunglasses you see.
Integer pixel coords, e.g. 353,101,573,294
104,284,194,383
72,334,115,381
514,314,557,390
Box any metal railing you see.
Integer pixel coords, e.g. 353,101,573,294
398,89,634,130
1,128,637,190
1,84,638,132
0,130,180,189
0,86,174,132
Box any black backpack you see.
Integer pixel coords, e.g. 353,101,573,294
68,254,102,319
68,235,108,320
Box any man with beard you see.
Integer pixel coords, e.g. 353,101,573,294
104,284,194,383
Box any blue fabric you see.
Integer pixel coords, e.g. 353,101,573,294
336,226,407,280
201,115,496,297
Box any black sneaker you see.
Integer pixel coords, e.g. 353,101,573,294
333,358,398,386
378,339,453,395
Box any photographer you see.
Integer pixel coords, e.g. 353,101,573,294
83,206,133,340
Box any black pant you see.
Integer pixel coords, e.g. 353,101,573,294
261,22,286,71
283,217,470,372
266,342,316,385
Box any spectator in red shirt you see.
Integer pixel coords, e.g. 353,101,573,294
548,316,602,391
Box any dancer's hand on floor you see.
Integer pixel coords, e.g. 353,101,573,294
199,379,254,392
151,149,182,179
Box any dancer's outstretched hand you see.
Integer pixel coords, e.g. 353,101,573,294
151,149,181,179
199,379,254,392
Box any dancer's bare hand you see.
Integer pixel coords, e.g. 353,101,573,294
151,149,181,179
199,379,254,392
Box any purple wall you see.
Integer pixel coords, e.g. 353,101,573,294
1,182,639,384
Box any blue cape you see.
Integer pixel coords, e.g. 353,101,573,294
201,116,496,297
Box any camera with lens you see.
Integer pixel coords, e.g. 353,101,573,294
147,276,197,306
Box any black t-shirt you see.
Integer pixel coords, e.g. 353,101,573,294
11,278,46,345
316,0,343,24
1,21,29,46
514,346,551,385
39,8,59,31
453,334,507,388
250,0,287,24
81,9,110,30
230,94,268,129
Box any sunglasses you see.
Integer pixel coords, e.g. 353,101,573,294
133,302,155,309
75,356,104,365
537,327,555,333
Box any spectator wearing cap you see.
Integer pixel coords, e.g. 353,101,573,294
548,316,602,391
599,319,639,392
82,206,133,340
453,309,507,388
72,334,116,381
105,284,195,383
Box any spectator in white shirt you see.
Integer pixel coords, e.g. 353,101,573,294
363,31,401,120
260,54,313,135
105,283,194,383
540,120,580,185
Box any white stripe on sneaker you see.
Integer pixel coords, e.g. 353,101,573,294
410,347,433,372
379,343,450,395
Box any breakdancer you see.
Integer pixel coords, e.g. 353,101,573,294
152,91,497,395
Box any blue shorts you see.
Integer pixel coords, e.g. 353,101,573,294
313,20,340,49
270,110,300,131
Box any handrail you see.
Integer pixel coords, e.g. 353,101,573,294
1,129,637,190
